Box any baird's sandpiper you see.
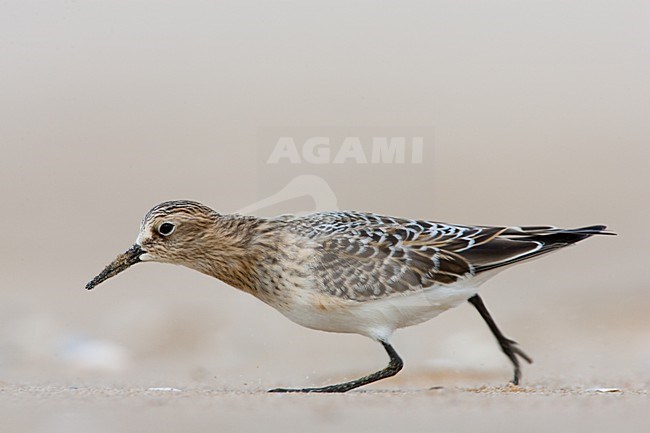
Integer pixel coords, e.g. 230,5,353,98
86,200,612,393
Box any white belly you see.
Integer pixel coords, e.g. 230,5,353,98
274,284,479,342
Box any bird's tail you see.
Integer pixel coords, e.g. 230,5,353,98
469,225,614,273
518,225,614,245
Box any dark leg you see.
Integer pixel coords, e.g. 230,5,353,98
468,294,533,385
268,341,404,393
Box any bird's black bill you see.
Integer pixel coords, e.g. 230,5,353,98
85,244,145,290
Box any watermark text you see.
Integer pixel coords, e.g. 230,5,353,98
266,136,424,164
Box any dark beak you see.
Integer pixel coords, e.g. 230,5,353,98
86,244,145,290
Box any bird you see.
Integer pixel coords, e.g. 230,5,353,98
85,200,613,393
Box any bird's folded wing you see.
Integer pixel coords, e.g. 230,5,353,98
311,229,477,301
300,213,608,301
309,223,563,301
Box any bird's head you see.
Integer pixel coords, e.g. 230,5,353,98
85,200,221,290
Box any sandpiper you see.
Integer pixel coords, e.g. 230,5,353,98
86,200,612,393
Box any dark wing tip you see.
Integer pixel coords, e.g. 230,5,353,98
572,225,616,236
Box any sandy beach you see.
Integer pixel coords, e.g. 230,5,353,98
2,382,648,433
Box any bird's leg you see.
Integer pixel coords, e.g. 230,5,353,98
268,341,404,393
467,294,533,385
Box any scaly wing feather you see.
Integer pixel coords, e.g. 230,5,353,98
290,212,610,301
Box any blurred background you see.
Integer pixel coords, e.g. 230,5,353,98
0,0,648,412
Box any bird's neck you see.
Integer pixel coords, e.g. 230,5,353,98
185,214,281,295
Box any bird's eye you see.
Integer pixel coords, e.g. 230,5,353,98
158,222,175,236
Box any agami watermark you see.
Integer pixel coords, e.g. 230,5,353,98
256,127,434,215
267,136,424,164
